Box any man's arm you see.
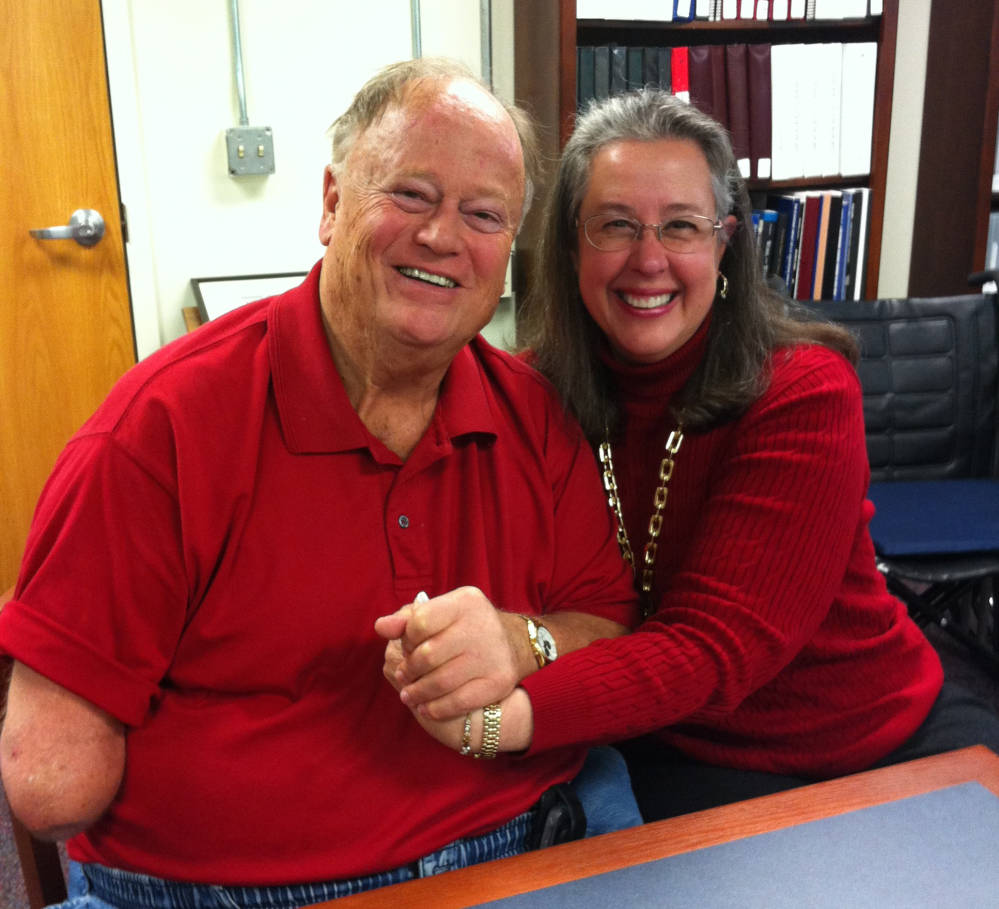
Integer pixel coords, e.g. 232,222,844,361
1,661,125,841
374,587,627,720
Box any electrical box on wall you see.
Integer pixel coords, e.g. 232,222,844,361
226,126,275,176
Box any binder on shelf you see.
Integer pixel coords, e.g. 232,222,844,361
725,44,752,178
747,43,772,179
643,46,660,88
770,0,790,17
578,46,596,110
657,47,673,91
594,46,610,101
672,47,690,102
767,193,802,285
688,45,728,126
769,43,805,179
627,46,644,91
674,0,696,20
610,45,627,95
839,42,877,177
816,43,843,176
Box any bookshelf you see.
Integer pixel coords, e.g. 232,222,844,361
909,0,999,294
512,0,898,300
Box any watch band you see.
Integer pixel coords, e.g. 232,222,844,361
521,614,549,669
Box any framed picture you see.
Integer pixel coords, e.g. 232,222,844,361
190,271,307,322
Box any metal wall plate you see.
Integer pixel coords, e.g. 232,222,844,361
225,126,275,176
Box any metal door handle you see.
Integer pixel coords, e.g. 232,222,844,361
30,209,105,247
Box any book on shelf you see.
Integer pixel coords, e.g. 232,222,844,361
850,186,872,300
794,192,824,301
811,191,833,300
833,188,855,300
767,192,802,285
819,190,843,300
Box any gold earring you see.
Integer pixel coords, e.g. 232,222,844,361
718,272,729,300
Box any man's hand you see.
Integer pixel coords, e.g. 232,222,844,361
374,586,529,720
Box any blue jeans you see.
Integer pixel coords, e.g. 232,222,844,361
57,747,641,908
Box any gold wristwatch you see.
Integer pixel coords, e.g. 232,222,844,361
522,615,558,668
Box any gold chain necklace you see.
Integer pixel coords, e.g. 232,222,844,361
598,425,684,617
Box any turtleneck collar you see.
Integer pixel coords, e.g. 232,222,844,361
598,311,713,418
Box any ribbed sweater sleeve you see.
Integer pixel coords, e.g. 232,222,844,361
522,345,875,754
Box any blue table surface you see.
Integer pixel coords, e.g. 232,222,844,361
480,782,999,908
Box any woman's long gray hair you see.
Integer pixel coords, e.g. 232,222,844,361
517,88,856,442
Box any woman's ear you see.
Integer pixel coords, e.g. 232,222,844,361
318,166,340,246
721,214,738,243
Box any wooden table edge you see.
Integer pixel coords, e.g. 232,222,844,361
326,745,999,908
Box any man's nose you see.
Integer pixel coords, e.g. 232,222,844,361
414,205,462,254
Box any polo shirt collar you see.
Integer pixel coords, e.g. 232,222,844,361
269,261,497,456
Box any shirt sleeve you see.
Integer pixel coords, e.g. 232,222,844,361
523,348,870,751
0,432,188,726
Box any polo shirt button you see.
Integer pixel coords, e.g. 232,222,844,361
398,515,410,529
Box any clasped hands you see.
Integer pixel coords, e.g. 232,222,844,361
374,586,534,755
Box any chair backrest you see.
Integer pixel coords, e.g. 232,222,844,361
803,294,999,482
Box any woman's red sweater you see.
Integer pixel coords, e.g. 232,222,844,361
523,322,942,777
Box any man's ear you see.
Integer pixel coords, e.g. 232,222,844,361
319,166,340,246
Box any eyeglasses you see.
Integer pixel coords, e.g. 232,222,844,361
579,213,723,254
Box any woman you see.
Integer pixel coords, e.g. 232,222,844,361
384,88,999,820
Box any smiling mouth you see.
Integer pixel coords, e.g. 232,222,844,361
398,267,458,289
618,291,677,310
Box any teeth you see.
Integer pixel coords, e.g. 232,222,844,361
619,292,676,310
398,267,457,288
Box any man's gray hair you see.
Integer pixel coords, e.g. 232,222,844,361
326,58,539,225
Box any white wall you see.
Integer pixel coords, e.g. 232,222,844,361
877,0,931,298
104,1,485,358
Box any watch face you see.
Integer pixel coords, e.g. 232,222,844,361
537,625,558,662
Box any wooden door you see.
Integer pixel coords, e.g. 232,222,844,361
1,0,136,590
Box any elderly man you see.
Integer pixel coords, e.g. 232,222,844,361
0,59,638,907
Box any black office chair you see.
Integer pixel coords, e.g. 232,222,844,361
802,274,999,668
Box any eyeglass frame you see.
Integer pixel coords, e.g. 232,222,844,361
577,212,725,254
